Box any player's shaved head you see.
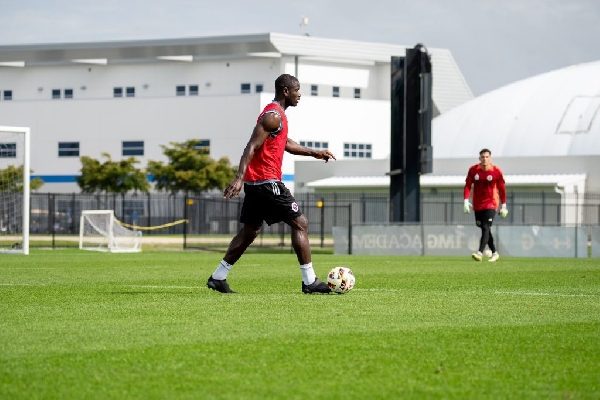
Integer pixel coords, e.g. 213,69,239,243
275,74,299,95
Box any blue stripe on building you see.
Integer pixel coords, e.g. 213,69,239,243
32,175,78,183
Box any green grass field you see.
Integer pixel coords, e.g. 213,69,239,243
1,250,599,399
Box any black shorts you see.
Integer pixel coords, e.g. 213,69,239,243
240,181,302,227
474,209,496,227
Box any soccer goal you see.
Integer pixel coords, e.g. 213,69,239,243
0,126,30,255
79,210,142,253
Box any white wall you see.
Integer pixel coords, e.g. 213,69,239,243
283,95,389,191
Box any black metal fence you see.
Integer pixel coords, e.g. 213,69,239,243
5,190,600,249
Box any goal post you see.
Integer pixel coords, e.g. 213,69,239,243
79,210,142,253
0,126,30,255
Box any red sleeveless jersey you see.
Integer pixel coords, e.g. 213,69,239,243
464,164,506,211
244,102,288,182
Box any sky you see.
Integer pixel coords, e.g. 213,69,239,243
1,0,599,96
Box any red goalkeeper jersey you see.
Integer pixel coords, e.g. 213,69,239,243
464,164,506,212
244,102,288,182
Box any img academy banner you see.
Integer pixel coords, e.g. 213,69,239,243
333,225,587,258
333,225,484,256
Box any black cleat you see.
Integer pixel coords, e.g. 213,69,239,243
207,276,236,294
302,278,331,294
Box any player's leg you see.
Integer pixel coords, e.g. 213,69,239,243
480,223,491,252
207,223,261,293
223,223,262,266
485,210,497,253
286,214,311,265
286,214,329,293
484,209,500,262
271,182,330,293
471,211,485,261
208,186,262,293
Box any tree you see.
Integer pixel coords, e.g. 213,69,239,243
147,140,235,195
76,153,149,194
0,165,44,192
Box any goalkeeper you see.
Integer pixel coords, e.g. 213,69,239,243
463,148,507,262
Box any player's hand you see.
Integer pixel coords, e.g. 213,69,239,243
315,150,336,163
223,177,243,199
500,203,509,219
463,199,471,214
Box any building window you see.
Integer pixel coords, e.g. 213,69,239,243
52,89,61,99
354,88,361,99
300,141,328,150
333,86,340,98
122,141,144,156
189,85,199,96
343,143,372,158
126,87,135,97
64,89,73,99
241,83,251,94
0,143,16,158
255,84,264,93
58,142,80,157
193,139,210,154
3,90,12,101
311,85,318,96
176,86,186,96
113,87,123,98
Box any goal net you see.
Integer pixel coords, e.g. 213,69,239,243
0,126,30,255
79,210,142,253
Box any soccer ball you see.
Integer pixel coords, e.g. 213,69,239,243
483,249,493,258
327,267,356,294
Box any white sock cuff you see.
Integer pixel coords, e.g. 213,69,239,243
299,262,316,285
299,262,313,270
220,260,233,270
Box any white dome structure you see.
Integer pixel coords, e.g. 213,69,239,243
433,61,600,159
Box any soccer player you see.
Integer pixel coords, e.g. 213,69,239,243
463,148,508,262
207,74,336,294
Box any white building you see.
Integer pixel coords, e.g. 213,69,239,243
0,33,472,193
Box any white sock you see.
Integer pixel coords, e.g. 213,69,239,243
212,260,232,280
300,262,316,285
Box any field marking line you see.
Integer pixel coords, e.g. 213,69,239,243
495,291,597,297
0,283,47,286
127,285,200,289
129,286,400,292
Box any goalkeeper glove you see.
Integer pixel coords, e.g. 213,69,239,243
500,203,508,219
463,199,471,214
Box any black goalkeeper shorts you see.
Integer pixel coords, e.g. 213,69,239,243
474,209,496,228
240,181,302,227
